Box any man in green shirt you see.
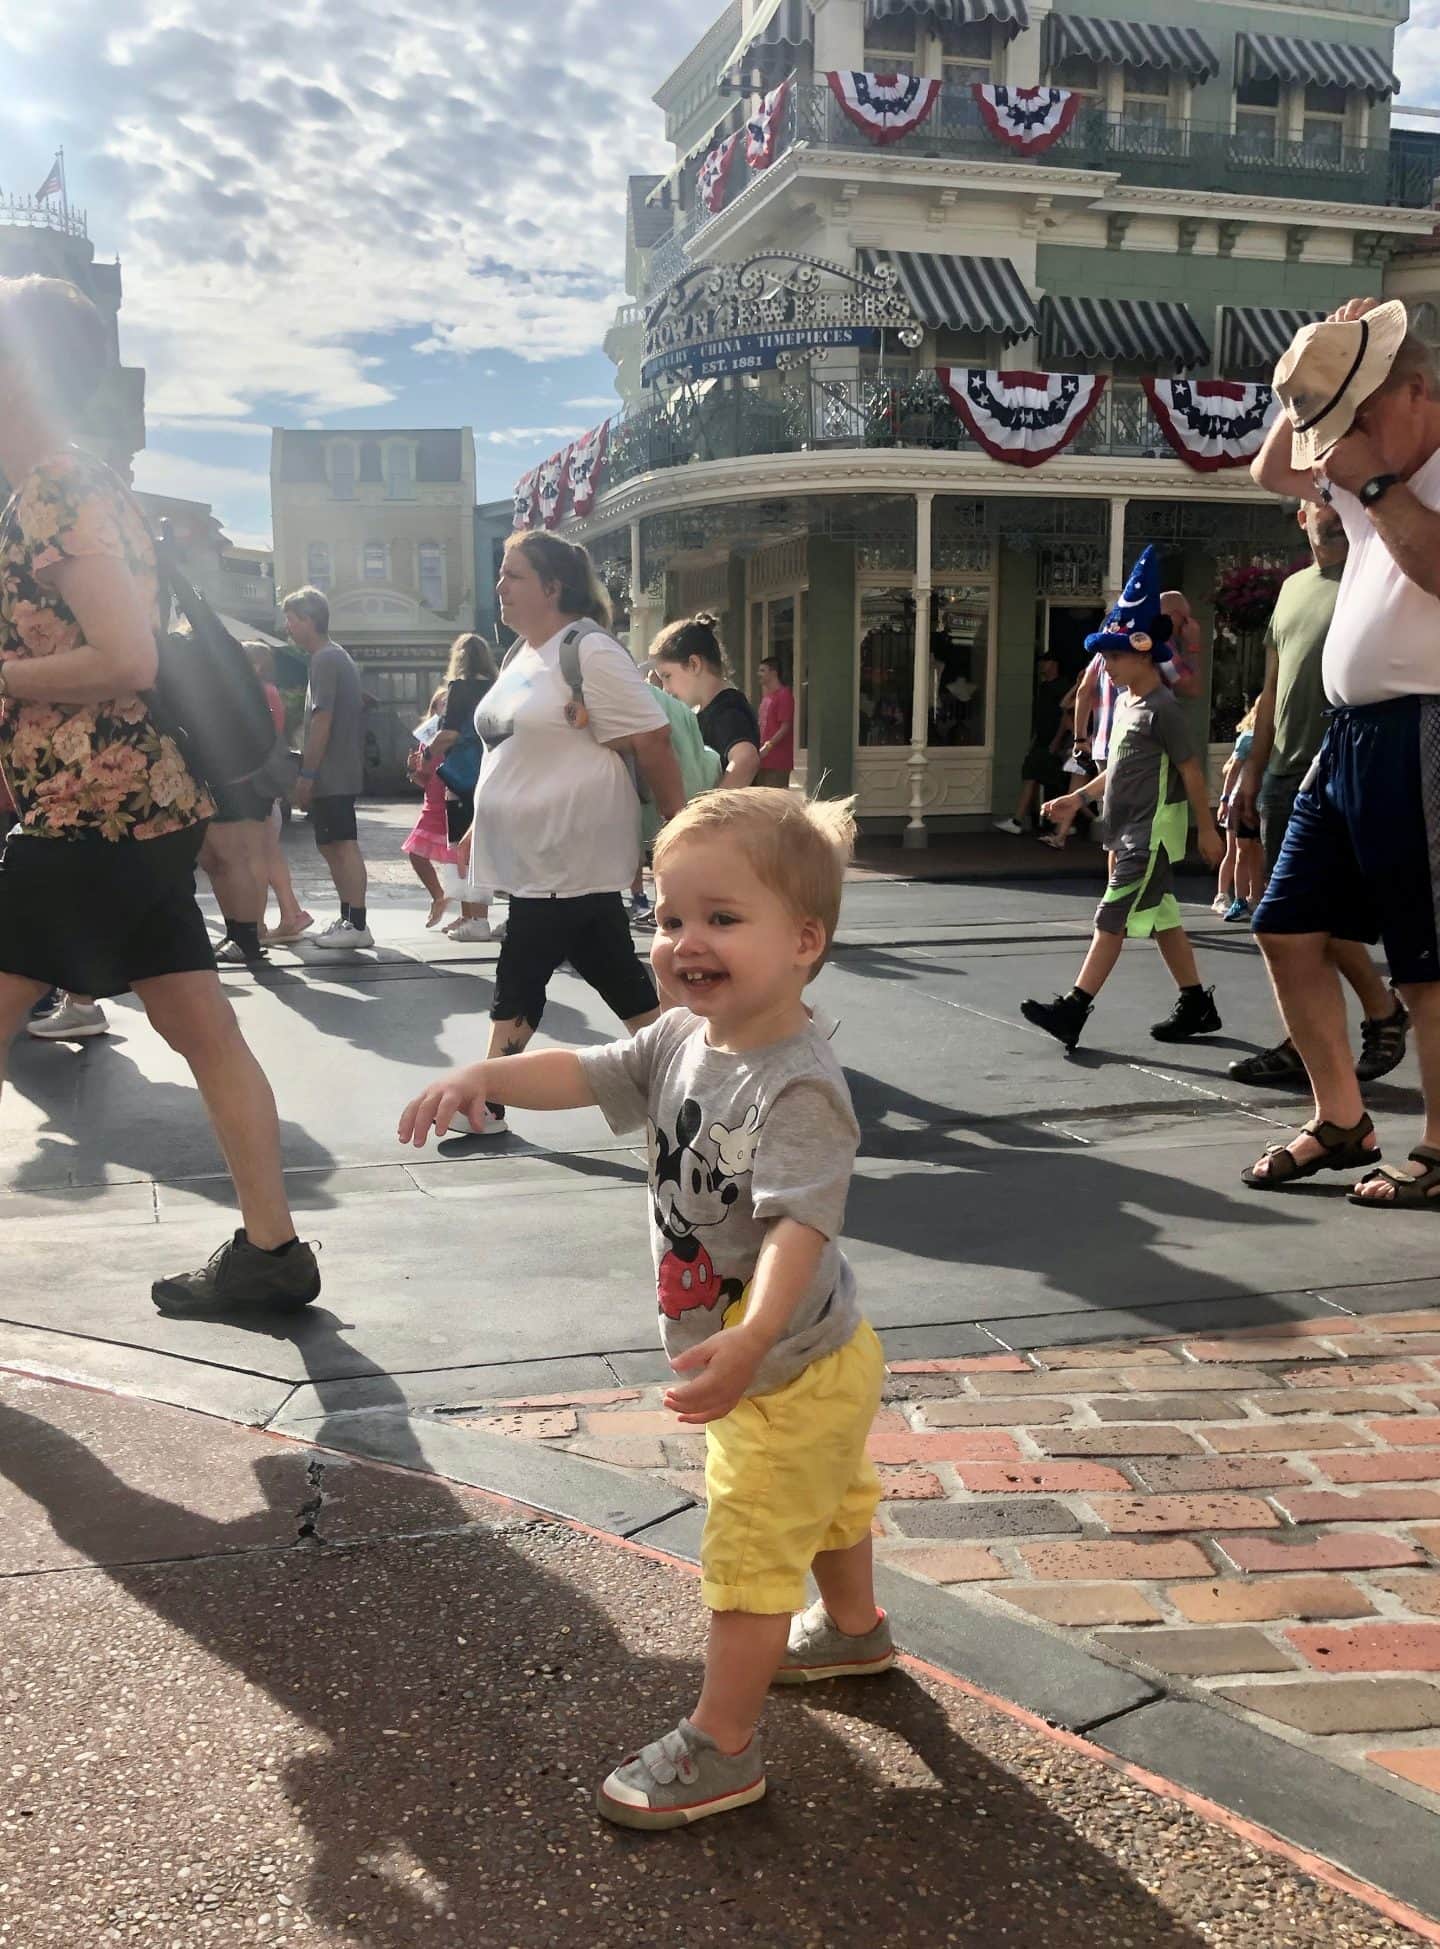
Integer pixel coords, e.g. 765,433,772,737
1231,502,1409,1085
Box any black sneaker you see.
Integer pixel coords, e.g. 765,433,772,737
1151,988,1222,1042
1021,991,1092,1052
1229,1039,1308,1086
1356,998,1410,1083
152,1231,321,1318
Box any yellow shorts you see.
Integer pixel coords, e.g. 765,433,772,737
701,1320,885,1615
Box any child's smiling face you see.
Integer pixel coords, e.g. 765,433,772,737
651,834,826,1047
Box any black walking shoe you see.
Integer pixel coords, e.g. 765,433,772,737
152,1231,321,1318
1151,988,1222,1042
1356,998,1410,1083
1229,1039,1308,1086
1021,991,1092,1052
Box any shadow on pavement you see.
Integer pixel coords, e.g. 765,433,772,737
0,1321,1212,1948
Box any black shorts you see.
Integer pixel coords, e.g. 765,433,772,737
311,795,358,846
208,775,274,824
492,893,658,1029
1252,697,1440,985
0,822,215,1000
444,794,472,847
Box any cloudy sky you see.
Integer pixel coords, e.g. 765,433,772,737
8,0,702,544
10,1,1440,547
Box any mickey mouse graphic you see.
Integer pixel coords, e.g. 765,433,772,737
650,1098,762,1320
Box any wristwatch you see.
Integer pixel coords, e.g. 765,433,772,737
1359,473,1401,509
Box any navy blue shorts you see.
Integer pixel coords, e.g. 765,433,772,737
1251,696,1440,985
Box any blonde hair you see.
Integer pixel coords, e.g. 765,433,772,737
446,632,498,684
653,789,856,981
1237,702,1259,734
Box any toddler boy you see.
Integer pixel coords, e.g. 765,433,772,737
399,788,890,1829
1023,547,1224,1052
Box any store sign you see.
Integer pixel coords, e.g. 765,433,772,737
643,324,881,386
642,251,921,390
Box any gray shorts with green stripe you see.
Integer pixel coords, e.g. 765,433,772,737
1096,839,1183,939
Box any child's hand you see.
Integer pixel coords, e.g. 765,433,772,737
398,1064,490,1147
1042,792,1078,834
1196,824,1225,869
663,1330,765,1425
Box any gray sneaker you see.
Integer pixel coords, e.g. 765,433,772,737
597,1719,765,1830
152,1231,321,1319
773,1601,895,1685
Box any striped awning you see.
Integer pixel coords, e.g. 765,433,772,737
1219,306,1325,373
1041,295,1209,370
866,0,1030,40
719,0,812,88
1046,15,1219,79
1236,32,1398,100
861,250,1038,342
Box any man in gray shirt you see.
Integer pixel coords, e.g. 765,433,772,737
284,586,371,949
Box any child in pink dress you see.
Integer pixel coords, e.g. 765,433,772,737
403,689,460,929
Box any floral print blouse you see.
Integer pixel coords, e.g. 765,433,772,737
0,449,212,840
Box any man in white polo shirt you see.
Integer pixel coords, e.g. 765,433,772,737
1246,297,1439,1208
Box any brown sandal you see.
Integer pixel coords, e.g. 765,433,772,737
1242,1115,1380,1191
1347,1144,1440,1209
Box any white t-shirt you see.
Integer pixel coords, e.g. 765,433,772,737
1323,449,1440,706
466,625,667,900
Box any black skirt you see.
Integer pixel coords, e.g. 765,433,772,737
0,821,215,999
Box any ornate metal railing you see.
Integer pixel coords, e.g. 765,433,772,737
598,372,1173,499
0,193,87,240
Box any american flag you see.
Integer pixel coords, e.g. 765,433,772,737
35,156,64,202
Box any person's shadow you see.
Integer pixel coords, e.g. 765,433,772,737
0,1319,1210,1947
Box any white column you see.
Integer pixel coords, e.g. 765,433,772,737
628,518,658,661
904,491,934,850
810,0,864,72
1106,495,1129,602
1006,3,1047,88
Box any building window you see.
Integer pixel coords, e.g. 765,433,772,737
1051,52,1100,97
1122,63,1169,133
1235,74,1280,158
363,542,388,582
359,440,383,484
1302,81,1348,160
306,542,332,592
385,442,415,500
863,15,918,71
330,442,356,500
941,20,991,88
418,542,446,611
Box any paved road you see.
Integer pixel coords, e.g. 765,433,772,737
0,1370,1419,1949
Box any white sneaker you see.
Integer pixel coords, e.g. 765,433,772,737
448,1107,508,1137
311,921,374,950
27,999,109,1040
993,818,1024,835
446,918,495,943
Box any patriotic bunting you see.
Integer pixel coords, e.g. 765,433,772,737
567,420,611,517
937,368,1108,468
1141,378,1277,473
972,84,1080,157
698,132,743,215
537,447,572,529
747,78,792,170
824,70,942,146
513,468,539,532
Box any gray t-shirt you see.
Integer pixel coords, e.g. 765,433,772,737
1103,683,1193,848
303,640,365,797
579,1009,863,1396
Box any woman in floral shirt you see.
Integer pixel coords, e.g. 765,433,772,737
0,274,320,1320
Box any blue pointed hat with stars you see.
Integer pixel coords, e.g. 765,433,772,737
1084,543,1173,663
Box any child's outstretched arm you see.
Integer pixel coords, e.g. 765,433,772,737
398,1051,596,1148
665,1218,825,1425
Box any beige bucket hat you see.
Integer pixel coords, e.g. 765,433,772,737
1272,299,1409,468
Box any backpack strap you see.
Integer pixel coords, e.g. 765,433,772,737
558,620,603,729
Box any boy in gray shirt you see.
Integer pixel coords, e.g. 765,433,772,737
399,788,890,1830
1022,546,1224,1052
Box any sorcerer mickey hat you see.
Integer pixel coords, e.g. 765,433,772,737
1083,544,1173,663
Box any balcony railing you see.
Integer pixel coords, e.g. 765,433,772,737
641,83,1433,289
596,371,1176,502
0,193,88,241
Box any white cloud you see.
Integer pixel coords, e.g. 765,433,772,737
130,448,271,503
146,414,276,439
564,394,619,409
482,424,593,446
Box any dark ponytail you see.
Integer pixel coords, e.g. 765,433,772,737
651,611,726,676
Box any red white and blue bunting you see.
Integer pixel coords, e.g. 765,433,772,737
537,446,572,529
698,132,744,214
566,420,611,517
1141,379,1277,473
825,70,942,146
971,85,1080,157
938,368,1108,467
513,468,539,532
747,78,792,170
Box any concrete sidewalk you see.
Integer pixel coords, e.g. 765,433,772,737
1,1369,1430,1948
